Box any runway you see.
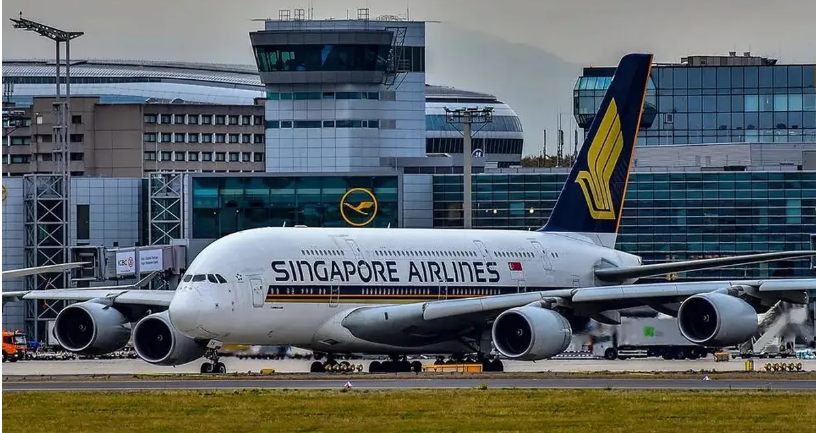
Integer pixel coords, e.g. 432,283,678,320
4,357,815,376
5,377,816,392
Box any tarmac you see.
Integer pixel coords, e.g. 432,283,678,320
4,357,814,376
5,377,816,392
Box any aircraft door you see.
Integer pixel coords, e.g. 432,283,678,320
329,278,340,308
438,282,448,300
530,241,553,271
248,275,265,308
345,238,364,260
473,240,491,260
810,234,816,271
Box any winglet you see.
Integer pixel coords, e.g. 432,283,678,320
595,250,816,282
540,53,653,249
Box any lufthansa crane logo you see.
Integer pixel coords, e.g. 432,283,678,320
575,98,624,220
340,188,378,227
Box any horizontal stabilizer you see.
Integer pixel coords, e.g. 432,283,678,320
595,251,816,282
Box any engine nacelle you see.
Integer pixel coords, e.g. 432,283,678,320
53,300,131,355
677,292,758,347
491,306,572,361
132,311,207,366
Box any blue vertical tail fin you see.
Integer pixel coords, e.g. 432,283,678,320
540,53,653,248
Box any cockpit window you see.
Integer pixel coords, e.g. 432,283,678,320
191,274,206,282
182,275,193,282
215,274,227,284
207,274,218,284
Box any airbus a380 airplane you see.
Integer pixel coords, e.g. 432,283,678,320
4,53,816,374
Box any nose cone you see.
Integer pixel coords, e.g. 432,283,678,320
168,287,202,337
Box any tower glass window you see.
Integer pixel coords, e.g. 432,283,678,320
253,44,391,72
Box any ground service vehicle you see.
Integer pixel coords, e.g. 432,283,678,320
2,330,28,362
593,317,718,360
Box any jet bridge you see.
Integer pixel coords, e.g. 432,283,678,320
105,244,186,290
67,244,186,290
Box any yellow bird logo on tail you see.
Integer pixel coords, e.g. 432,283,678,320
575,98,624,221
343,201,375,216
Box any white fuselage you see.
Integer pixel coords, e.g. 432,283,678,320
167,227,641,354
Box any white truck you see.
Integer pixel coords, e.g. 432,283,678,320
592,316,719,360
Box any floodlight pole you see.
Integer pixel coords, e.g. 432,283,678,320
444,107,494,229
10,13,84,178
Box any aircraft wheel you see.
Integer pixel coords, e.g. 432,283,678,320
200,362,213,374
400,361,412,372
492,360,504,372
214,362,227,374
604,348,618,360
310,361,325,373
411,361,423,373
369,361,381,373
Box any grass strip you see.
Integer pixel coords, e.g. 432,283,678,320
4,388,816,433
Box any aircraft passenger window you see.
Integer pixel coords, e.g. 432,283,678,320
182,275,193,282
192,274,206,282
207,274,218,283
215,274,228,284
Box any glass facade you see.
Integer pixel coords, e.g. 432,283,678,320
433,171,816,281
425,138,524,156
253,44,391,72
574,63,816,145
191,175,399,238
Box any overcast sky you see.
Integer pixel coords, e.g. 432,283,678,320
3,0,815,155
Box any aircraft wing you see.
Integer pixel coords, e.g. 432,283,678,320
594,250,816,282
2,262,89,279
0,272,174,308
340,278,816,346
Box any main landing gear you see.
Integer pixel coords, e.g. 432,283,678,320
368,355,423,373
200,348,227,374
309,354,366,373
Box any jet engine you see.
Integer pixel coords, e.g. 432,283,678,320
132,311,207,366
491,306,572,361
677,292,758,347
53,300,131,355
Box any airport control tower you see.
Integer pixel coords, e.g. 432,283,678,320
250,8,427,173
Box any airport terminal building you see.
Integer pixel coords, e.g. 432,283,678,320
2,12,815,340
